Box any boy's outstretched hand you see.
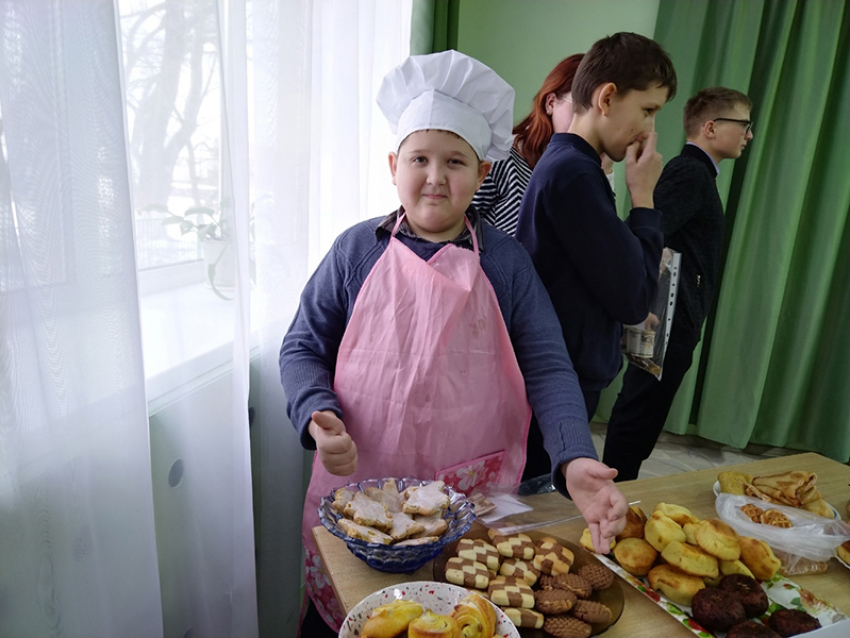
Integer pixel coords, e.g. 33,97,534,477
563,457,628,554
624,131,663,209
309,410,358,476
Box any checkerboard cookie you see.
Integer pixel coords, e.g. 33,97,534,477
488,530,535,560
533,538,574,575
500,607,544,629
457,538,500,572
489,581,535,608
445,557,491,589
498,557,541,585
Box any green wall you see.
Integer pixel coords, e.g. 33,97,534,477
455,0,661,125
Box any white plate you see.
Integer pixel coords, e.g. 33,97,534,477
338,580,520,638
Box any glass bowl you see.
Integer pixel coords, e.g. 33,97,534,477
318,477,476,573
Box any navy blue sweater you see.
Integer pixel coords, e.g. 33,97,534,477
280,211,597,495
516,134,664,390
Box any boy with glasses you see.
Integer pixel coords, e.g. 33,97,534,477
603,87,754,481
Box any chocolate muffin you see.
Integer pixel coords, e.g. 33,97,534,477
719,574,770,617
767,608,821,637
727,620,782,638
691,587,747,633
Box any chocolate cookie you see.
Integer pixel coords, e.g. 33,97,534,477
543,614,592,638
767,608,821,637
539,573,593,599
571,600,613,624
691,587,746,634
719,574,769,618
726,620,782,638
576,564,614,590
533,588,577,614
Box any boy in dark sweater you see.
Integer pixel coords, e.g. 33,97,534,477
603,87,754,481
515,33,677,480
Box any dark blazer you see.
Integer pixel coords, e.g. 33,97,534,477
656,144,725,335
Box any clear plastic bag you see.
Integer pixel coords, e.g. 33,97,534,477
622,248,680,380
715,492,850,567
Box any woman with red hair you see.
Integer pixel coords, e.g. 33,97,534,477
473,54,613,235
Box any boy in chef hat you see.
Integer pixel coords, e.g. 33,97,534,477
281,50,627,635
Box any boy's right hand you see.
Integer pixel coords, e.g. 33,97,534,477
310,410,358,476
624,131,662,209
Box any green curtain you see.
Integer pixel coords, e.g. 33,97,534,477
604,0,850,461
410,0,460,54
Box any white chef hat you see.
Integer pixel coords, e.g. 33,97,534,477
377,50,515,161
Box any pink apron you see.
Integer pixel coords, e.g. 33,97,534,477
301,216,532,631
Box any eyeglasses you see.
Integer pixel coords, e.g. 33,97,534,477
714,117,753,134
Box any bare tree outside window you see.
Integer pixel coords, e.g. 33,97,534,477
119,0,221,270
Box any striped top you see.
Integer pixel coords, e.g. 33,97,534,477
474,145,615,236
472,146,532,236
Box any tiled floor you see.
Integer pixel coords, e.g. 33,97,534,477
589,422,799,479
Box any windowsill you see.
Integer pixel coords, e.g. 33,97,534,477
140,281,259,408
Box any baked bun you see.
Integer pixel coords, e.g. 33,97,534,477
719,559,755,579
644,511,686,552
718,470,752,495
694,518,741,561
691,587,746,633
361,599,424,638
837,540,850,564
579,527,615,553
661,540,719,579
451,591,495,638
647,564,705,607
682,522,701,546
612,537,658,577
654,503,699,526
407,610,461,638
738,536,781,581
616,505,647,541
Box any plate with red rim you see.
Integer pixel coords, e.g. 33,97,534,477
433,523,624,637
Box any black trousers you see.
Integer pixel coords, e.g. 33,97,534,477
521,386,601,482
602,326,700,482
299,598,336,638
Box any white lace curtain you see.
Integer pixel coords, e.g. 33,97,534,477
0,0,410,636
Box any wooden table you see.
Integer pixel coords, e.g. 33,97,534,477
314,452,850,637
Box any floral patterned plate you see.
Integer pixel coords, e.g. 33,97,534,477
595,552,850,637
338,580,520,638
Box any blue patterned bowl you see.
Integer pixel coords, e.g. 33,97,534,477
318,477,476,573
